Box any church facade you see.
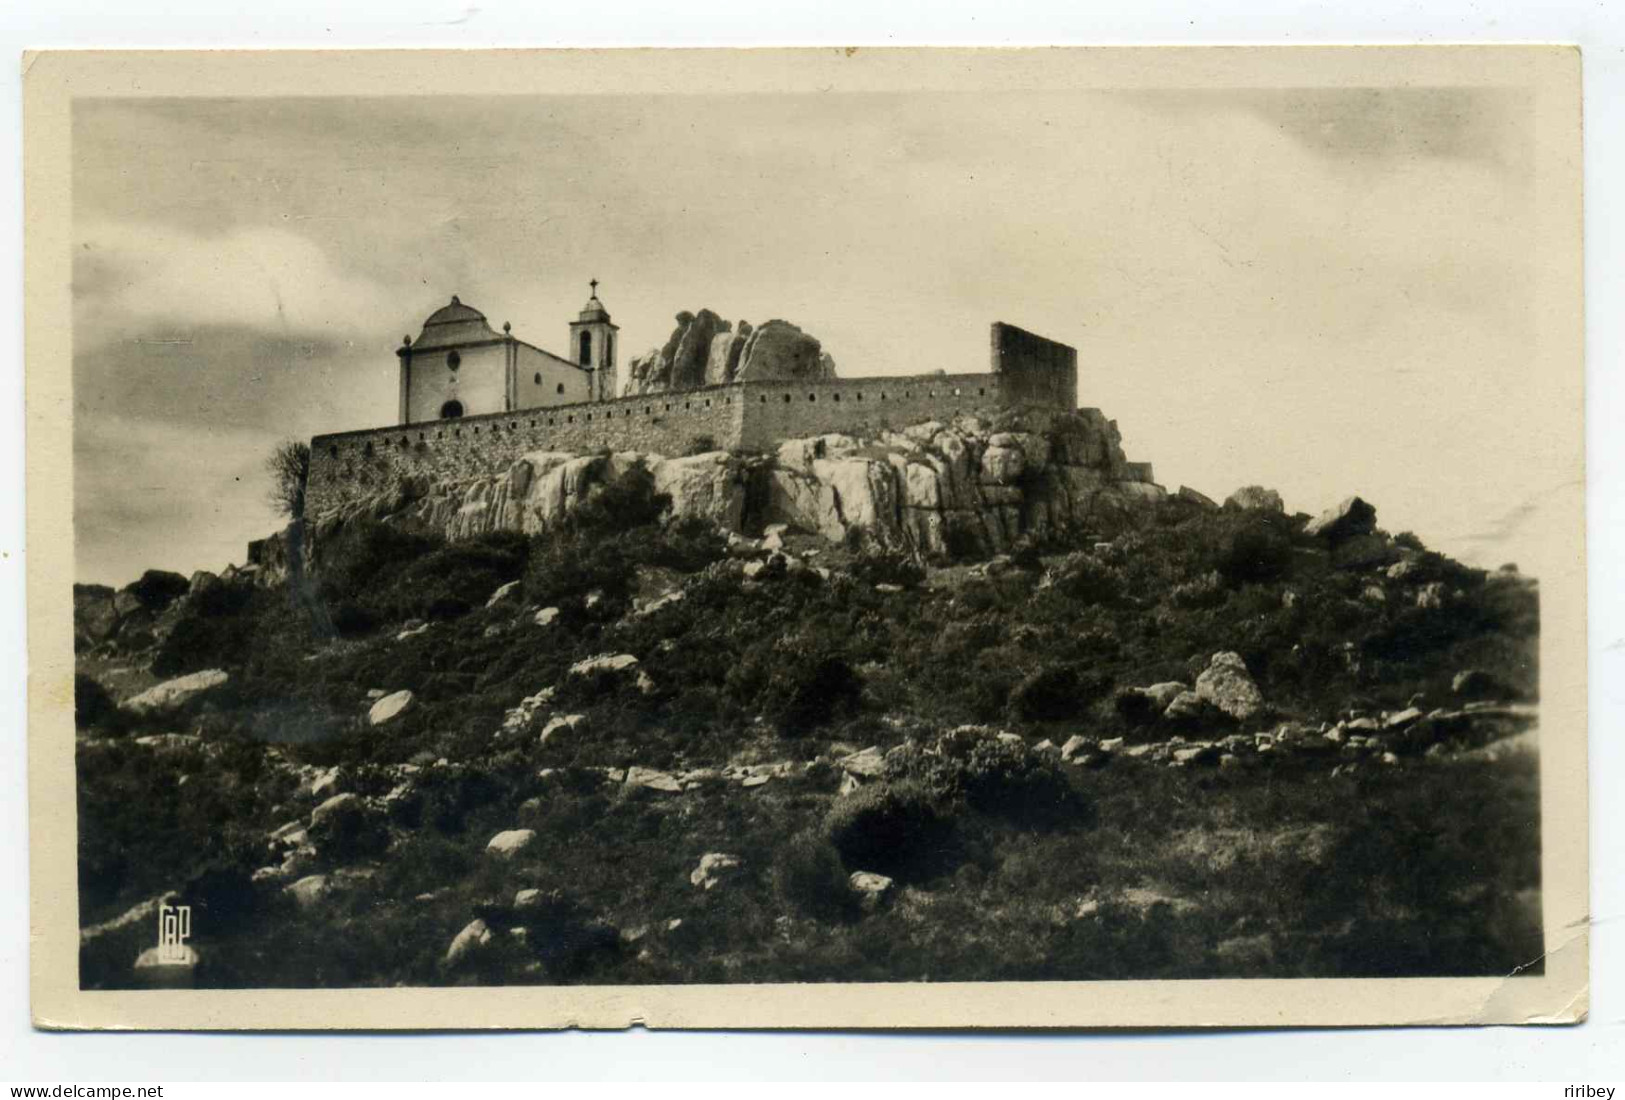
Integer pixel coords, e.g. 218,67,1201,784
395,285,619,424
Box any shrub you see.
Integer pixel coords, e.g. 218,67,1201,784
1007,533,1046,572
320,520,443,601
476,891,621,980
306,798,390,865
648,515,728,573
898,733,1092,828
525,532,635,611
776,831,859,921
385,530,531,621
948,737,1089,826
1215,515,1293,586
824,780,958,881
1046,552,1124,606
1112,686,1160,727
150,606,262,676
74,674,124,733
567,459,669,536
848,548,925,589
777,655,863,737
683,434,719,456
1007,664,1109,723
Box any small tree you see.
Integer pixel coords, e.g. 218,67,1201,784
266,440,311,520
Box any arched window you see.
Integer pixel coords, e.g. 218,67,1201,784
556,383,564,395
534,372,542,385
447,350,461,371
579,330,592,366
440,400,464,419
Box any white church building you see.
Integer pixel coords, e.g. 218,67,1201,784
394,282,619,424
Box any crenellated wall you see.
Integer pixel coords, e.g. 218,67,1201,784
734,373,1004,451
307,386,746,517
304,321,1087,521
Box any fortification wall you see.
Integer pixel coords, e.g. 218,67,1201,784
991,322,1078,409
735,373,1005,451
306,386,746,517
305,319,1082,522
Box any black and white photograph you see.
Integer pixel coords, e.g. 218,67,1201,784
26,46,1587,1029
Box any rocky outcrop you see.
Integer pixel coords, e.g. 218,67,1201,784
75,568,219,652
1225,486,1284,513
305,407,1164,564
622,311,836,395
120,669,229,717
1194,652,1266,723
690,852,742,890
1305,496,1377,542
733,320,835,385
368,690,415,727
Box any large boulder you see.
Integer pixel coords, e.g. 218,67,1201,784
486,829,537,858
622,310,837,395
121,569,191,615
1144,682,1189,712
444,918,493,965
1452,668,1509,702
1224,486,1284,513
73,584,119,649
690,852,742,890
119,669,229,717
622,309,731,395
368,689,415,727
733,319,836,384
309,792,359,828
1194,652,1265,722
705,321,752,385
1304,496,1377,542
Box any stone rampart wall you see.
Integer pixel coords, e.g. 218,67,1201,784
734,373,1004,451
307,386,746,517
306,368,1073,519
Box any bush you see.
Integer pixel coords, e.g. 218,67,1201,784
776,831,859,921
824,780,958,881
778,656,863,737
306,798,390,865
320,520,442,601
1046,552,1123,606
1215,515,1293,586
648,515,728,573
567,460,669,536
895,734,1092,829
947,737,1088,826
848,548,925,589
683,434,718,456
388,531,530,621
1008,664,1109,723
74,674,124,733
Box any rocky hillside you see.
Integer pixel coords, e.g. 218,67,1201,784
72,422,1541,991
620,310,837,396
286,406,1162,574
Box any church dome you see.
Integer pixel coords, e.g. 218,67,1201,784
577,294,611,323
411,295,499,351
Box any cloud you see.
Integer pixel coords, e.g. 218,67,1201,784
74,414,288,586
74,220,402,351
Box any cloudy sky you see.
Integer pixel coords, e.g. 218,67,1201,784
73,87,1541,585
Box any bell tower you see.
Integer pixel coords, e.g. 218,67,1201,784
568,278,620,401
